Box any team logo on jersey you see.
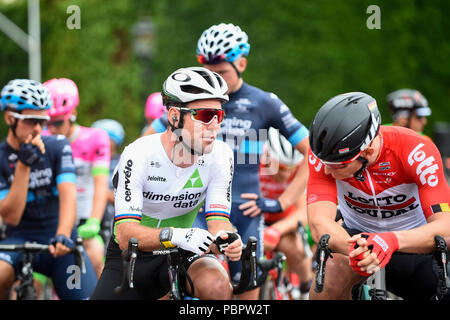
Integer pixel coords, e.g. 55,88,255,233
147,176,166,182
234,98,251,112
183,169,203,188
279,104,289,113
379,162,391,170
8,153,17,162
123,159,133,202
29,168,53,189
150,161,161,168
408,143,439,187
344,191,420,219
62,144,72,154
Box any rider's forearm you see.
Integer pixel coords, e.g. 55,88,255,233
278,159,308,211
90,174,109,220
56,182,77,237
308,201,350,255
115,221,162,251
271,213,300,235
393,212,450,254
206,219,235,238
0,162,31,226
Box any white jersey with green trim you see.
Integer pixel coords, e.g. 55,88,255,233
112,133,234,235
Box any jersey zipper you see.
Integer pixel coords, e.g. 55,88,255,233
365,170,383,224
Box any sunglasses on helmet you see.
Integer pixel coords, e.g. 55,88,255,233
8,111,49,127
197,54,226,65
178,107,226,125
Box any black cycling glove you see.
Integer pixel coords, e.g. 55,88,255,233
49,234,75,250
18,142,42,167
256,197,282,213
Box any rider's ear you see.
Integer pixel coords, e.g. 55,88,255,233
4,112,14,126
236,57,247,73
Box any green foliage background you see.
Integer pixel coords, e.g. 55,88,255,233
1,0,449,147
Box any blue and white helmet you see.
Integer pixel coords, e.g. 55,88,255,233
1,79,52,111
196,23,250,64
91,119,125,146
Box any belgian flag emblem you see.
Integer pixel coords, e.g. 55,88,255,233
431,203,450,214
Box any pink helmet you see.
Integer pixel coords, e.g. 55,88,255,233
145,92,165,120
43,78,79,118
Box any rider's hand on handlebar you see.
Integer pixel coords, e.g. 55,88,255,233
49,234,74,257
214,231,243,262
170,227,213,256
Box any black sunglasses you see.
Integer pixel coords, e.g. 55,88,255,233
47,119,66,128
8,111,49,127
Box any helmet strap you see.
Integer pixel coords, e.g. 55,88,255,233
168,109,203,157
228,61,241,78
354,156,368,181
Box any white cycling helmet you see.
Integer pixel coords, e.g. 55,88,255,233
162,66,229,106
196,23,250,64
1,79,52,111
267,127,303,167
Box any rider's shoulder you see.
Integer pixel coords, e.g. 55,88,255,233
42,133,70,147
211,139,233,157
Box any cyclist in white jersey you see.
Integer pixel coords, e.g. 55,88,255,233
90,67,242,300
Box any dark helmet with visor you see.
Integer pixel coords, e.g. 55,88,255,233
309,92,381,165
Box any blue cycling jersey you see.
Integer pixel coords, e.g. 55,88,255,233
0,135,77,235
152,82,309,200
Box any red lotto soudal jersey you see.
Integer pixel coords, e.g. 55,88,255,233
307,126,450,233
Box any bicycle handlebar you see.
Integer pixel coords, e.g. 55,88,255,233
314,234,332,293
114,235,258,297
433,235,450,300
0,236,86,274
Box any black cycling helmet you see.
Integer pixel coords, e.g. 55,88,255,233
386,88,431,119
309,92,381,164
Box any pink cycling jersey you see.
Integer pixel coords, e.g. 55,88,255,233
307,126,450,233
70,125,110,220
44,125,110,220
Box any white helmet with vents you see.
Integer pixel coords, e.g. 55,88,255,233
196,23,250,64
162,66,228,106
267,127,303,167
1,79,52,111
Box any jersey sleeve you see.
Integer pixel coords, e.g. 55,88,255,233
306,149,338,205
112,143,146,227
203,142,234,223
91,128,110,176
264,92,309,146
401,137,450,218
51,135,77,185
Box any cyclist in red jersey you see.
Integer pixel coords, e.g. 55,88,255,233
307,92,450,300
258,128,313,299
